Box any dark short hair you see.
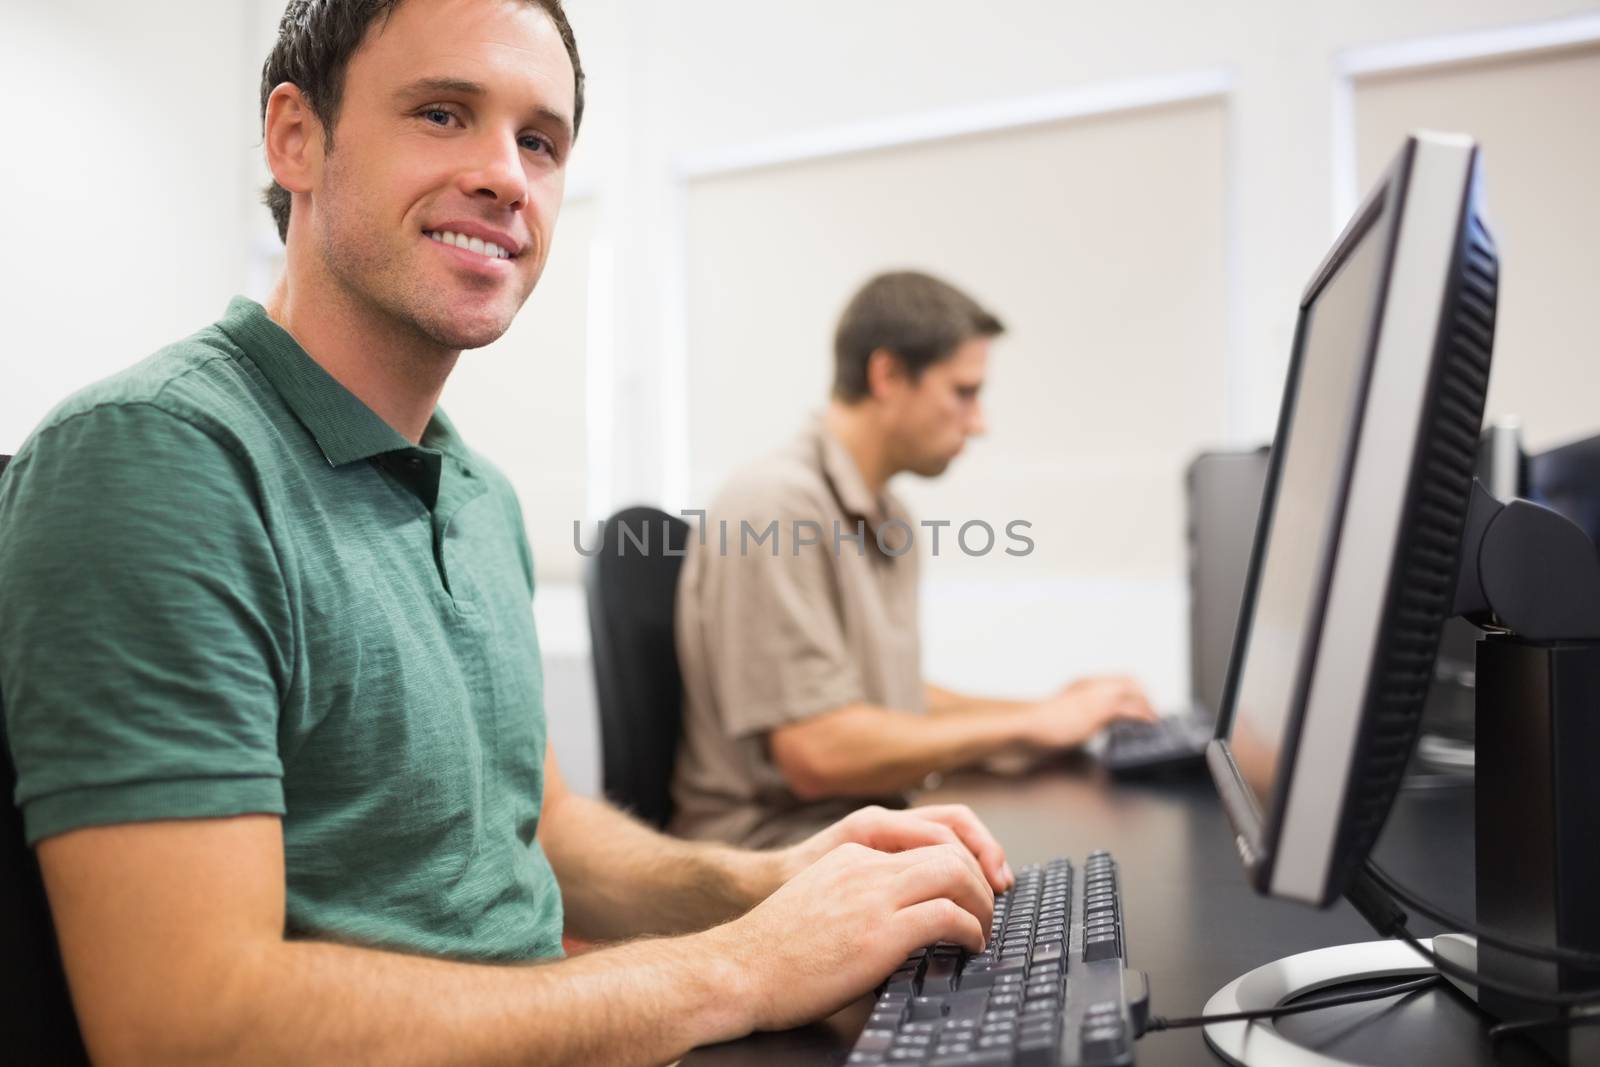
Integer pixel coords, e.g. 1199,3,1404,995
832,271,1005,403
260,0,584,243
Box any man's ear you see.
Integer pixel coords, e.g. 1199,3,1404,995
865,347,907,401
263,82,324,199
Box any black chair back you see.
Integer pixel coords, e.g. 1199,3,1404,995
0,452,91,1062
583,506,689,828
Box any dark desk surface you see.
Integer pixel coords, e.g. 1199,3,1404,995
685,760,1550,1067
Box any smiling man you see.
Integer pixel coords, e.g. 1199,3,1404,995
0,2,1015,1064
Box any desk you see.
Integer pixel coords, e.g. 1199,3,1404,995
684,760,1548,1066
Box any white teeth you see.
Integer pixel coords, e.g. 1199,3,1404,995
425,230,513,259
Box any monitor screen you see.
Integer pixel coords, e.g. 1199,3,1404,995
1209,132,1495,906
1228,204,1388,809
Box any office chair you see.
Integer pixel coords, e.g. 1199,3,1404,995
583,506,689,829
0,452,91,1063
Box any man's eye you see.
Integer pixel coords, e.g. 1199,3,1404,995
519,135,553,155
421,108,455,126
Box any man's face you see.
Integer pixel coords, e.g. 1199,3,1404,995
307,0,575,351
886,337,991,478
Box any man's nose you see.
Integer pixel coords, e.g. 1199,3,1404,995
461,132,527,210
967,401,987,438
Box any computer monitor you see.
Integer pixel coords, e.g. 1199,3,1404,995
1186,448,1269,719
1207,131,1496,909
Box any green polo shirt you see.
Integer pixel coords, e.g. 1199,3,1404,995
0,297,563,962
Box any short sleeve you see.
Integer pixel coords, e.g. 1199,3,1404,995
0,403,291,844
697,501,865,739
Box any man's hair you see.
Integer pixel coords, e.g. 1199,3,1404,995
259,0,584,244
832,271,1005,403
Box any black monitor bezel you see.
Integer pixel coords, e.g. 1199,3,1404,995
1207,140,1417,891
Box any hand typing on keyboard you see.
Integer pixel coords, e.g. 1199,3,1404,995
776,803,1016,894
1019,675,1161,750
701,840,1000,1033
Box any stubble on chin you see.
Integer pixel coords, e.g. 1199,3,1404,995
320,223,526,352
408,289,522,351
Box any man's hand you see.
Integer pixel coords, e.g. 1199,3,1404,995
776,804,1014,893
1020,674,1159,749
705,842,995,1032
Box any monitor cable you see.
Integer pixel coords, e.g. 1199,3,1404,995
1349,865,1600,1010
1365,859,1600,968
1141,974,1441,1033
1485,1010,1600,1044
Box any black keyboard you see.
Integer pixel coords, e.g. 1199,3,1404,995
1099,714,1213,775
848,852,1148,1066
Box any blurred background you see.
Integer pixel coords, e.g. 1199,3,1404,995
3,1,1596,795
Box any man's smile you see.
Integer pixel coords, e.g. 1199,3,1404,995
421,219,527,274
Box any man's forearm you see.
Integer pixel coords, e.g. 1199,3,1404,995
540,791,779,942
925,683,1031,717
104,929,749,1067
775,703,1032,798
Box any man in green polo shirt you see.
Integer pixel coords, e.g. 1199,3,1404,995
0,1,1014,1062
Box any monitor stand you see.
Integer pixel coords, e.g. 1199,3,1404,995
1199,631,1600,1066
1202,936,1456,1066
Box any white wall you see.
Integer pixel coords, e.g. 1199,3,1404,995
1,1,259,451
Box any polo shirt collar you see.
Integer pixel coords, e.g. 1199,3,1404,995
811,414,891,527
217,296,422,467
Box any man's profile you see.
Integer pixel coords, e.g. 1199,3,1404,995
0,2,1013,1062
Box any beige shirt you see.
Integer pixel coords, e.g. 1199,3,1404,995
670,417,924,847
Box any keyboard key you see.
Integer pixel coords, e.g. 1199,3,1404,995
1080,1022,1128,1061
869,1005,909,1028
922,953,961,993
942,991,990,1022
1083,934,1122,963
885,973,919,995
1032,941,1064,968
928,1051,1012,1067
855,1028,897,1051
1016,1035,1059,1067
960,966,1020,990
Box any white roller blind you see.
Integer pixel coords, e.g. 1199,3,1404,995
684,97,1230,581
1354,43,1600,450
